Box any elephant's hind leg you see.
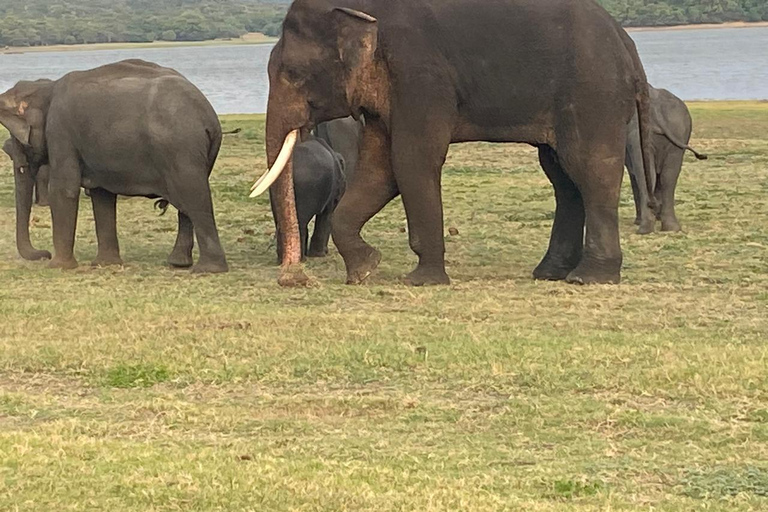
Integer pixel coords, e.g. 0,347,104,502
168,165,228,274
90,188,123,267
560,144,624,285
307,209,332,258
658,150,684,232
332,119,398,284
168,211,194,268
533,145,585,281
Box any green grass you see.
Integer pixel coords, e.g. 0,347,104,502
1,103,767,511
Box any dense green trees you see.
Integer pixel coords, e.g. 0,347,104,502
599,0,768,26
0,0,288,47
0,0,766,48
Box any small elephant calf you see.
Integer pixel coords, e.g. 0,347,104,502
274,137,346,260
626,86,707,234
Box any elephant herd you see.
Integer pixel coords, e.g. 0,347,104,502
1,0,707,287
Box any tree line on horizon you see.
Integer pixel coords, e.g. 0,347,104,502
0,0,766,48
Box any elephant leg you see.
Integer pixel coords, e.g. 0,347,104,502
307,208,332,258
390,116,451,286
533,145,585,281
299,218,310,261
561,141,625,285
168,167,228,274
90,188,123,267
35,165,50,207
659,151,684,232
47,155,81,270
168,211,194,268
628,171,642,226
332,119,398,284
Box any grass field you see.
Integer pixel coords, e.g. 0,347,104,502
1,103,767,511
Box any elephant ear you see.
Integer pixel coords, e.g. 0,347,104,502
0,103,32,147
333,7,378,71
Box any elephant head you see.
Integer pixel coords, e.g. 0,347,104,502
249,1,386,285
0,79,54,261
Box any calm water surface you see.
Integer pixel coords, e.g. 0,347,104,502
0,27,765,114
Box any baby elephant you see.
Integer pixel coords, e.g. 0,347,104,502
626,86,707,234
274,138,346,261
3,137,51,260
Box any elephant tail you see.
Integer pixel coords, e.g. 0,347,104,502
154,199,170,216
222,128,242,135
619,29,658,211
206,124,223,177
660,130,708,160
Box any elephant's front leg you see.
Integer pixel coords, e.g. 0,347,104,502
48,180,80,269
332,119,399,284
390,114,452,286
90,188,123,267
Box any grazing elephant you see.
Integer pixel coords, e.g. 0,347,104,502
0,59,228,272
2,137,51,260
626,86,707,234
314,116,364,182
274,137,346,261
250,0,656,287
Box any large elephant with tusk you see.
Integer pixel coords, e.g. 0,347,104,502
251,0,656,287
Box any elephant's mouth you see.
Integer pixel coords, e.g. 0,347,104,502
249,129,300,198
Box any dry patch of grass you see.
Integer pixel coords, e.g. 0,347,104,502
0,104,767,511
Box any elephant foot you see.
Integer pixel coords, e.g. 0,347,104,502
565,258,621,285
403,265,450,287
20,248,52,261
637,219,656,235
49,256,78,270
91,254,123,267
168,251,194,269
306,248,329,258
533,253,580,282
344,246,381,285
191,259,229,274
661,219,681,232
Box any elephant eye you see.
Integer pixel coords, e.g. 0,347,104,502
284,67,306,86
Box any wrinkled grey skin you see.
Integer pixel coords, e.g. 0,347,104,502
2,137,51,260
314,116,364,182
626,86,707,234
0,59,228,272
274,137,346,261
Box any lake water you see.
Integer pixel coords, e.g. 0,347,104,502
0,26,766,114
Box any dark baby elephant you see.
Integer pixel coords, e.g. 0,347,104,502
314,116,364,182
626,86,707,234
0,59,228,272
251,0,656,287
273,137,346,261
2,137,51,260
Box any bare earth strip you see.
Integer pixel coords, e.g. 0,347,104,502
0,103,767,510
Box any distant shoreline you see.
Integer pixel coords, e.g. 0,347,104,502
627,21,768,32
0,33,278,55
2,21,767,56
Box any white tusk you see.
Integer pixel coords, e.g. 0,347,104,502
249,129,299,198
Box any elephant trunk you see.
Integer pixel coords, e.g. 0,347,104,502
263,111,308,287
15,168,51,261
